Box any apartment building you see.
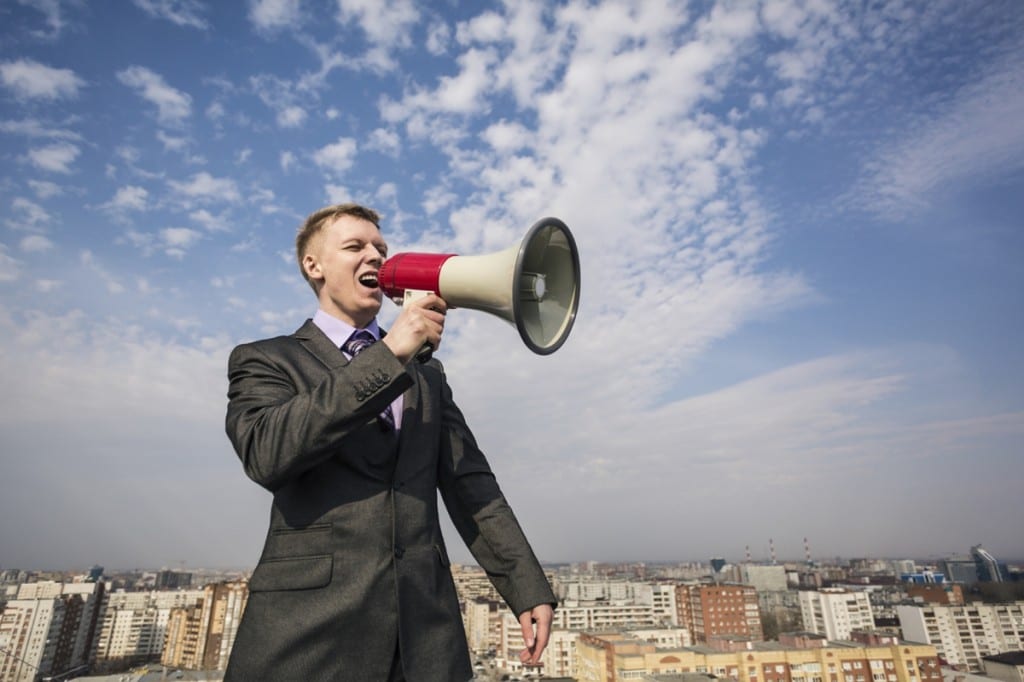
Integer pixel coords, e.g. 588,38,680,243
679,583,764,643
91,588,207,670
800,589,875,641
896,602,1024,672
743,566,790,593
0,582,103,682
161,581,247,671
574,630,940,682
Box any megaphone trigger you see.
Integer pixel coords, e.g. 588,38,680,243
415,341,435,364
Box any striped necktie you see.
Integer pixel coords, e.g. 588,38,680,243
342,330,396,431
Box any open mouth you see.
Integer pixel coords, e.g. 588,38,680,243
358,272,380,289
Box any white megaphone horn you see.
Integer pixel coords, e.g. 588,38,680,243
378,217,581,355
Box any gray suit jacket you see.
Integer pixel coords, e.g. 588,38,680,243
223,320,555,681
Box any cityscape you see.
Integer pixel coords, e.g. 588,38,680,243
2,543,1023,682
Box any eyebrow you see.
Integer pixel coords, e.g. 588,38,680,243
341,238,388,251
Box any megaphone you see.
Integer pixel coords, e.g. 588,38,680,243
379,217,580,355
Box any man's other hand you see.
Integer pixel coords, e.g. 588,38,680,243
518,603,553,667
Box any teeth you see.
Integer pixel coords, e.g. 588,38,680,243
359,273,379,287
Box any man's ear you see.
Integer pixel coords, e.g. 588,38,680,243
302,252,322,282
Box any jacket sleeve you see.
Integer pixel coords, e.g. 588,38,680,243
225,339,413,492
434,362,557,616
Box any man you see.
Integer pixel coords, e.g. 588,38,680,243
224,203,556,681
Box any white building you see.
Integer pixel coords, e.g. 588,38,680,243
896,602,1024,672
0,598,60,682
742,565,789,593
92,589,206,666
799,588,875,640
0,582,102,682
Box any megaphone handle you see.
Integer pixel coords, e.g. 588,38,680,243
402,288,437,364
415,342,434,363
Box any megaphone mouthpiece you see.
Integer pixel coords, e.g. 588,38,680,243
378,217,580,355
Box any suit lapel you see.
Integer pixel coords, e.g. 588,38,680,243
294,319,349,370
295,318,424,446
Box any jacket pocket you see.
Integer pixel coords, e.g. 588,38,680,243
249,554,333,592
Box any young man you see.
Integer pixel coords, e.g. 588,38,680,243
224,203,556,681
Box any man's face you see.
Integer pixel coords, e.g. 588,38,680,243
303,213,388,328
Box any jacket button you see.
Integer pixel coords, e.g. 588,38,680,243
394,546,404,559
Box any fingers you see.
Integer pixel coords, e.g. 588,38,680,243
406,293,446,350
382,293,447,364
411,291,448,316
518,604,553,667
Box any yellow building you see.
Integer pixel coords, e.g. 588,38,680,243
576,630,941,682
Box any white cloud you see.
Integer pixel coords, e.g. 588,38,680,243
8,197,51,230
104,185,149,213
276,105,307,128
121,226,203,258
249,0,302,32
190,208,228,232
312,136,358,175
131,0,208,29
421,185,456,216
455,11,506,45
17,0,67,39
26,142,80,173
425,20,450,55
117,66,193,126
366,127,401,156
168,172,241,204
0,243,21,281
388,48,497,120
206,100,226,120
80,250,125,294
20,234,55,252
28,180,63,199
156,129,189,151
160,227,203,258
229,235,261,253
481,119,531,153
0,59,84,100
0,119,81,142
854,52,1024,220
336,0,420,53
280,150,296,172
250,74,311,129
323,183,352,204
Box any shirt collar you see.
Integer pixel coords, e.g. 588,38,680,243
312,309,380,349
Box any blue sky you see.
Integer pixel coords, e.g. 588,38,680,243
1,0,1022,571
